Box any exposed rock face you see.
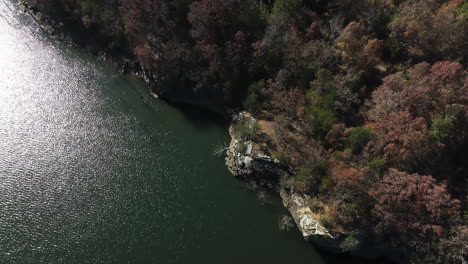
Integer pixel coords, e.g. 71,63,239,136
280,191,334,239
225,112,285,179
20,2,408,258
226,112,348,250
225,137,254,176
226,112,334,240
225,112,406,262
281,191,406,262
19,0,62,36
282,191,372,255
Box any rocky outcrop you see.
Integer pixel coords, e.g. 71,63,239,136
20,1,407,259
226,112,334,239
282,191,407,262
225,112,285,180
225,113,340,245
19,0,66,38
225,112,407,263
280,191,333,238
280,190,350,254
281,190,407,262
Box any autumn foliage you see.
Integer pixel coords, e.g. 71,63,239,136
30,0,468,262
369,169,460,239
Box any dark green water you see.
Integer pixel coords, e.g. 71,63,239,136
0,1,332,263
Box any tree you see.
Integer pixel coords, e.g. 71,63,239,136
335,21,382,69
369,169,460,239
188,0,237,44
366,111,434,169
347,126,372,154
428,61,467,111
365,62,467,168
329,160,366,187
186,0,263,105
367,61,467,121
429,116,455,143
121,0,154,34
389,0,467,61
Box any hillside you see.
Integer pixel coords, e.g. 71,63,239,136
21,0,468,262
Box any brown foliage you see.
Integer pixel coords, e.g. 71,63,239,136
367,61,467,121
357,59,467,259
369,169,460,239
133,44,154,64
330,159,367,187
81,15,92,28
366,111,435,168
389,0,467,61
335,21,382,69
121,0,172,37
188,0,241,44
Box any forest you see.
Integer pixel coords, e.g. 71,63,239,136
26,0,467,263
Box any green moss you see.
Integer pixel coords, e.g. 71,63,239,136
320,91,337,108
258,1,272,19
294,159,330,191
306,90,336,109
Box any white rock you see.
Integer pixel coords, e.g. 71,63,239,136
246,143,253,156
242,156,253,169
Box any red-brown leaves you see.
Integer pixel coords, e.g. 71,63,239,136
335,21,382,69
368,61,467,121
366,111,435,169
389,0,467,61
429,61,468,108
369,169,460,239
330,160,366,187
133,44,154,63
365,62,467,167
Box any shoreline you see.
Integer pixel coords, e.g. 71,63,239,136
17,1,406,263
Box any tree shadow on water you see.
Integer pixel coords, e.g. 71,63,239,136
168,101,230,131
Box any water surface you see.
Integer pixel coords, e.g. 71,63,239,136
0,1,328,263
